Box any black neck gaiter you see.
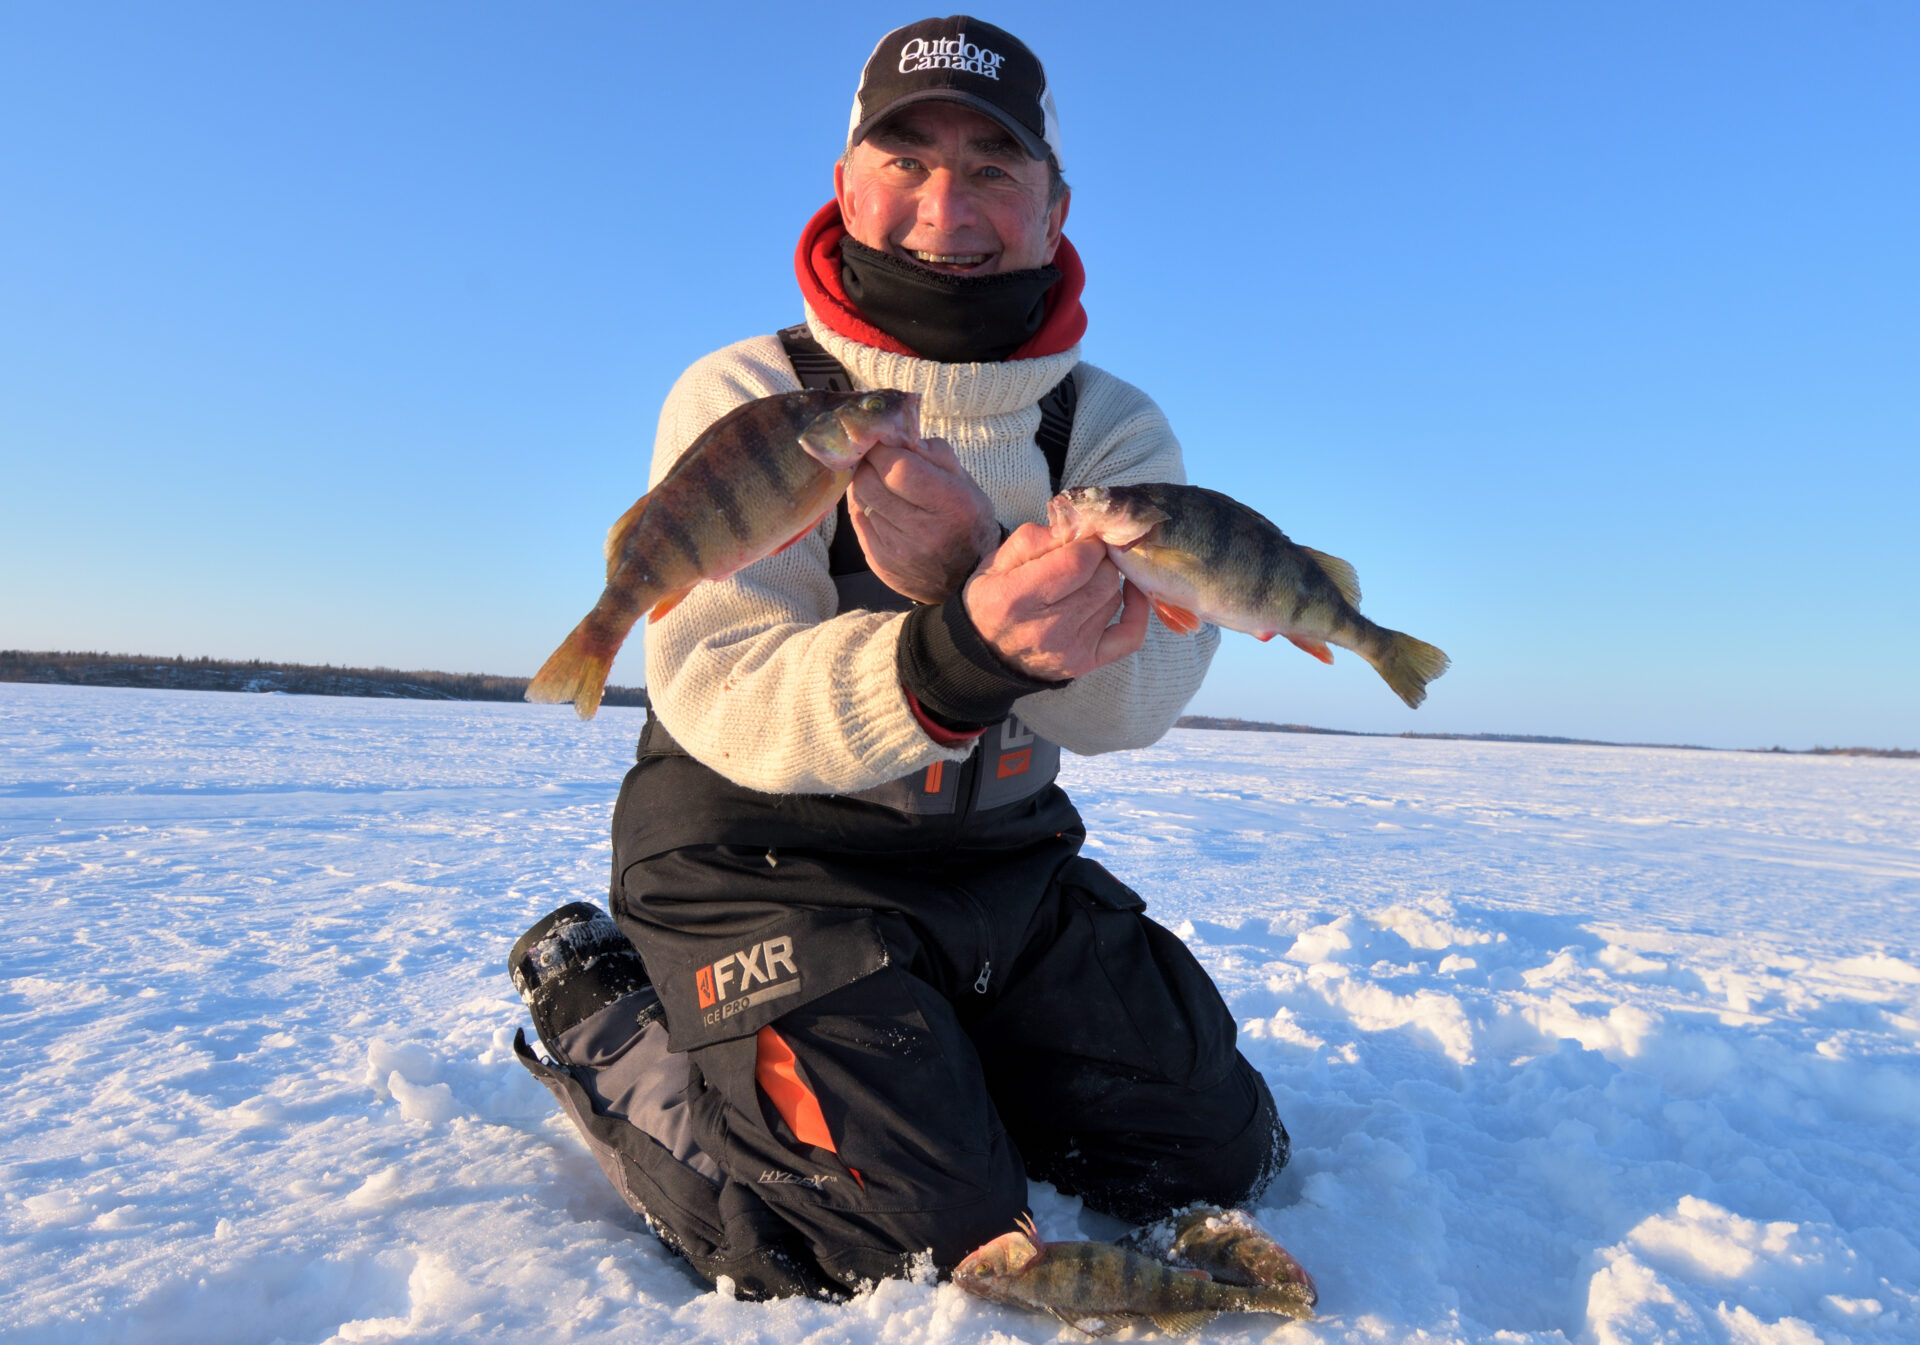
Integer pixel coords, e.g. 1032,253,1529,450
839,237,1060,363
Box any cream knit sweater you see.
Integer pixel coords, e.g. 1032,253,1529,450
642,305,1219,795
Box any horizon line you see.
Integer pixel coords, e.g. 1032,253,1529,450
3,648,1914,760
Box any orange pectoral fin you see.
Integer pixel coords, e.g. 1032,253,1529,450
1150,599,1202,636
1286,634,1336,664
647,587,694,622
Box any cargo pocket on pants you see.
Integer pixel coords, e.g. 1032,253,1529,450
1053,855,1240,1090
633,903,895,1209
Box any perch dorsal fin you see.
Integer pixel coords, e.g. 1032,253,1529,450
1301,546,1361,607
604,492,651,581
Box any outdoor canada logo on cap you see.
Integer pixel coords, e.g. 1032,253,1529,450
847,15,1065,171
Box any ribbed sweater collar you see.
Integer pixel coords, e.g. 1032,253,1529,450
804,301,1080,421
793,201,1088,363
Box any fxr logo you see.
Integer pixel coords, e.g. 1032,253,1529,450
997,715,1034,779
696,936,799,1009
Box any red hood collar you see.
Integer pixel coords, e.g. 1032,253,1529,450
794,201,1086,361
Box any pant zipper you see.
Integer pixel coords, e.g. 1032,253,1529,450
954,885,995,995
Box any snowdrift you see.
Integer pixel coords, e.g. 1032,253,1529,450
3,684,1915,1343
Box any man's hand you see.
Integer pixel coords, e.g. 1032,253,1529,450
847,436,1000,605
964,523,1150,682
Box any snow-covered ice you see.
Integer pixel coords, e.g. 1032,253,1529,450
2,682,1915,1344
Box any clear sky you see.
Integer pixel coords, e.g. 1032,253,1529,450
3,2,1915,749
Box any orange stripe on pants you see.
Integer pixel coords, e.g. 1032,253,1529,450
754,1025,838,1152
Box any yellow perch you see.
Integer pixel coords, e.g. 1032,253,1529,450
1117,1205,1317,1314
1049,482,1450,709
955,1214,1313,1337
527,389,920,718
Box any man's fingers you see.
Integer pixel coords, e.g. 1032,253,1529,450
1005,538,1114,610
851,447,910,500
871,433,959,474
1069,574,1125,644
914,434,961,469
852,502,917,552
1091,580,1151,669
858,442,906,471
878,453,952,505
853,444,968,513
848,457,885,497
847,480,920,545
846,468,882,526
989,520,1086,573
849,457,935,515
1064,556,1128,637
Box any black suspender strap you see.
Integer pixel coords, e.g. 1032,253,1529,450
776,325,866,575
1033,371,1077,495
773,323,1080,578
776,323,855,393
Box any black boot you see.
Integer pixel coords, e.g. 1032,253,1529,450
509,901,655,1056
508,904,843,1301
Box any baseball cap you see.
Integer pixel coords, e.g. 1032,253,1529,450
846,16,1064,171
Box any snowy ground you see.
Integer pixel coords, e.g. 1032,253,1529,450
3,682,1916,1345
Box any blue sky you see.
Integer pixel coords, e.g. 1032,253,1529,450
3,2,1915,749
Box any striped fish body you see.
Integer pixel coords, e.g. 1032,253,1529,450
1050,482,1449,709
955,1227,1310,1336
1119,1205,1317,1317
527,389,919,718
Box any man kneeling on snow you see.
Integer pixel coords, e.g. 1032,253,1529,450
510,15,1288,1298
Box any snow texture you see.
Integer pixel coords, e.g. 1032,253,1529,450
3,682,1916,1344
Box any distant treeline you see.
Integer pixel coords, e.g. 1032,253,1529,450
1762,744,1918,759
8,653,1907,755
1172,715,1915,759
1,650,649,709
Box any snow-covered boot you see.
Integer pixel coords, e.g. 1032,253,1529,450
509,900,653,1055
